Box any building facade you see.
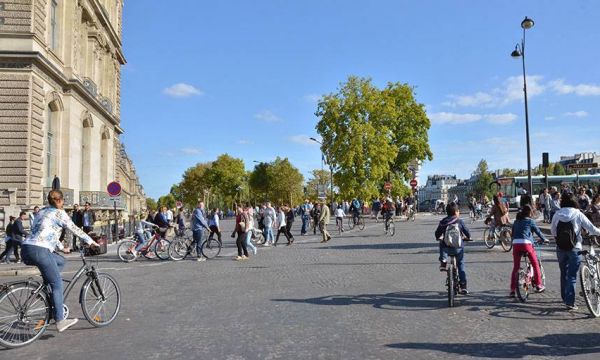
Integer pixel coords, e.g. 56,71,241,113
559,152,600,175
417,175,459,206
0,0,141,227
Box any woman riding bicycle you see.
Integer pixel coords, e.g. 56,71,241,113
509,205,548,297
21,190,99,333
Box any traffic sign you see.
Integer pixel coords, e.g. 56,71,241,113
410,179,418,187
107,181,122,197
384,182,392,190
176,201,183,208
568,163,598,169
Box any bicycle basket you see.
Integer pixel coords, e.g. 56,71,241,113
84,233,108,256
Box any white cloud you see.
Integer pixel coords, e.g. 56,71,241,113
429,112,517,125
544,116,556,121
289,135,319,146
180,148,201,155
549,79,600,96
238,139,254,145
254,110,281,122
303,94,321,103
483,113,518,124
442,92,495,108
563,110,589,118
163,83,203,97
428,112,482,124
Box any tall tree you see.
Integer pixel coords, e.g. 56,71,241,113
553,162,566,175
249,162,270,202
205,154,246,206
315,76,432,200
157,194,176,209
267,157,304,205
305,169,332,199
472,159,494,199
145,197,157,211
177,162,212,207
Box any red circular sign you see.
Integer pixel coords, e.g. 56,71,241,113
107,181,122,196
384,182,392,190
410,179,418,187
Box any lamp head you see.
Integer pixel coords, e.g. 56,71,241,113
521,16,534,30
511,45,521,58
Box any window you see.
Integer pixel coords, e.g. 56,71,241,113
50,0,58,50
46,107,56,187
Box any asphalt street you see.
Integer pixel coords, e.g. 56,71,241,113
1,214,599,359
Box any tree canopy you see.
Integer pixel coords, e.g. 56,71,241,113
315,76,432,200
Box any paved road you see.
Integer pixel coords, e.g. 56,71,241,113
1,215,599,359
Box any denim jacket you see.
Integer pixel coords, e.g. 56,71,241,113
511,218,545,245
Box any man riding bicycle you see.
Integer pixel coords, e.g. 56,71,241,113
382,197,395,231
350,198,361,225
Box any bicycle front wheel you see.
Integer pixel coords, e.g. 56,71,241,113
154,239,171,260
515,260,530,303
358,217,365,231
81,273,121,327
117,240,137,262
447,265,455,308
201,238,222,259
388,221,395,236
500,229,513,252
0,284,50,348
347,217,355,230
483,229,495,249
168,238,189,261
580,264,600,317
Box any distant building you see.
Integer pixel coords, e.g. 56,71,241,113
448,179,472,205
418,175,459,206
558,152,600,174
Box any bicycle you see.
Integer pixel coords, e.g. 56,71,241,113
514,242,546,303
483,224,513,252
579,246,600,317
446,255,460,307
404,207,416,222
117,226,171,262
168,229,220,260
0,245,121,348
384,214,395,236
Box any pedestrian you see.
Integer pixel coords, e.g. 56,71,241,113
207,207,222,243
166,207,174,223
539,188,552,223
232,206,248,260
311,203,321,235
319,200,331,243
372,198,381,222
262,201,276,246
244,203,257,255
81,202,96,234
435,202,471,294
285,204,295,245
509,205,548,297
191,201,209,262
146,209,156,223
154,206,170,239
7,212,28,263
550,192,561,222
551,194,600,310
274,205,290,246
335,205,346,232
0,216,15,263
29,206,40,225
577,188,591,212
71,204,83,250
300,200,311,235
174,208,186,235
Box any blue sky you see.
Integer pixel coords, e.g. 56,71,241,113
120,1,600,199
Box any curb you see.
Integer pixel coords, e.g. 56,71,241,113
0,266,40,277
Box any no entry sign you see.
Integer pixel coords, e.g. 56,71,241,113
107,181,122,197
410,179,418,187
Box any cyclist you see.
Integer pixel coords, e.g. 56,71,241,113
21,190,99,333
132,216,157,257
382,197,395,232
435,202,471,294
335,205,346,232
349,198,361,225
509,205,548,297
489,194,510,233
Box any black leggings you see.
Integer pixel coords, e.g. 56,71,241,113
236,232,248,257
208,225,222,242
1,240,21,262
275,226,291,245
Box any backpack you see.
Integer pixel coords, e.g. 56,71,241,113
556,220,577,250
443,220,463,248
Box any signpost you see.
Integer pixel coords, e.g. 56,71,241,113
568,163,598,187
107,181,122,243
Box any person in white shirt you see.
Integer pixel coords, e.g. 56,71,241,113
274,205,291,246
208,208,222,243
335,205,346,232
166,208,174,223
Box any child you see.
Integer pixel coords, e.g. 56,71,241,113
435,202,471,294
335,205,345,232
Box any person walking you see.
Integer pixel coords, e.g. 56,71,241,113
191,201,209,262
311,203,321,235
29,206,40,225
243,203,257,255
539,188,552,223
81,202,96,234
0,216,15,263
551,194,600,310
8,212,28,263
71,204,83,250
285,204,295,245
207,208,222,243
274,206,290,246
319,200,331,243
232,206,249,260
263,202,276,246
300,200,311,235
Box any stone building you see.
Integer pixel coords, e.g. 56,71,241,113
0,0,140,227
417,175,459,207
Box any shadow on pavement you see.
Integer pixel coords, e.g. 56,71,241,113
321,242,438,250
386,332,600,358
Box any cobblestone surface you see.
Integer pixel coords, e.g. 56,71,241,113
2,215,599,359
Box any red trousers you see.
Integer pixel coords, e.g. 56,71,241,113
511,243,542,291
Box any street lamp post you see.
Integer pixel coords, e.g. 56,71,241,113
310,137,334,210
511,16,535,196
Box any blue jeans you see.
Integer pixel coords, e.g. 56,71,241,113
245,231,256,254
439,244,467,287
134,231,150,252
301,215,309,234
556,248,581,306
21,245,66,321
264,226,274,243
193,229,204,258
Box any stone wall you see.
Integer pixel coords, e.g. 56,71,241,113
0,0,33,33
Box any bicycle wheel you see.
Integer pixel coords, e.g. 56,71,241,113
81,273,121,327
143,240,157,260
580,264,600,317
447,264,455,308
358,217,365,230
201,238,222,259
347,217,355,230
410,211,416,222
117,240,137,262
388,221,395,236
0,284,50,348
515,259,530,303
168,237,189,261
154,239,171,260
500,229,513,252
483,229,495,249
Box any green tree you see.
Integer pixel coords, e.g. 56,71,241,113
315,76,432,200
472,159,494,199
205,154,246,206
157,194,176,209
177,162,212,207
553,162,566,175
266,157,304,205
145,197,157,211
305,169,332,199
249,162,270,202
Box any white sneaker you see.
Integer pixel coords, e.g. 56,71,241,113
56,318,78,333
263,243,270,247
197,257,206,262
131,250,138,258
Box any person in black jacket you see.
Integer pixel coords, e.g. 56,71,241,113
9,212,29,263
71,204,83,250
1,216,16,263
